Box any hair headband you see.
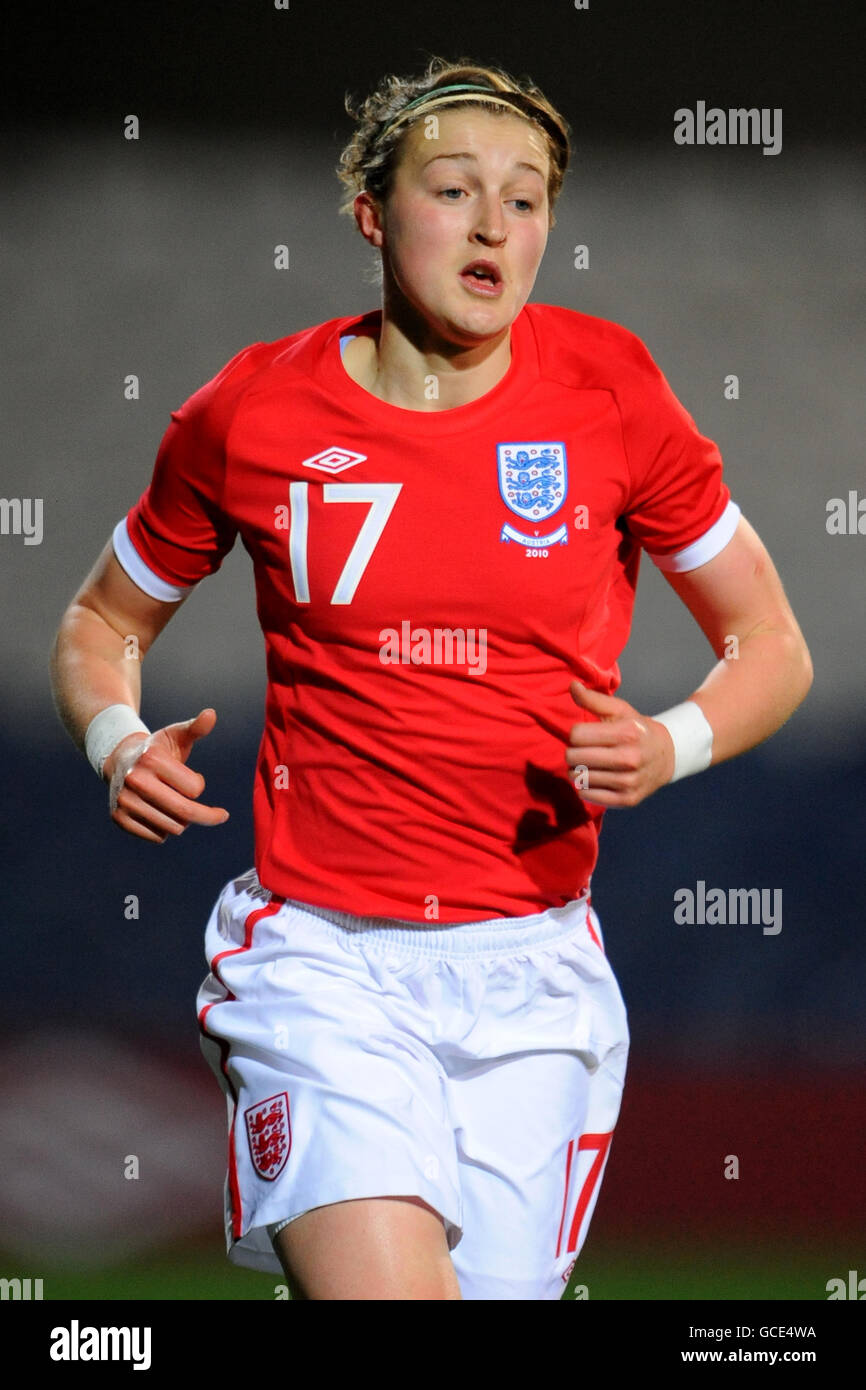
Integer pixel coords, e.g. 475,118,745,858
377,82,560,148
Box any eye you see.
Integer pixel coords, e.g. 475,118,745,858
439,187,466,199
511,198,535,212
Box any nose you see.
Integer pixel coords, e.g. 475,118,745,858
472,194,506,246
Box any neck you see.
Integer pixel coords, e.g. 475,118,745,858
344,290,513,411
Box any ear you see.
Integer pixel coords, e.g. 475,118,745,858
354,191,385,248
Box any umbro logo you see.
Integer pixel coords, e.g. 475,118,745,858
302,446,367,474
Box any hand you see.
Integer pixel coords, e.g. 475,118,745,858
103,707,230,843
565,681,675,808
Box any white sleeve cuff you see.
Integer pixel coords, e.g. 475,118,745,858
648,499,741,574
112,517,192,602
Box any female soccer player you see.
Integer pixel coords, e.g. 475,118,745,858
50,57,812,1301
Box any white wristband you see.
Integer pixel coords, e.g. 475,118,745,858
84,704,151,780
652,700,713,783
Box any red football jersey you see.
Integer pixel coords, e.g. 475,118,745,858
114,303,739,922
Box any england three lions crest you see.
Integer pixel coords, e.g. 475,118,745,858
244,1092,292,1181
498,441,569,548
498,442,567,521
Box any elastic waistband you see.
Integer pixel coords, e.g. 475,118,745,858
276,892,591,960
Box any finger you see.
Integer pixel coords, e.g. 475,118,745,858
571,765,650,806
568,681,630,717
113,793,229,837
130,744,208,798
170,707,218,759
114,784,189,837
567,720,641,748
122,768,230,827
574,787,627,808
111,806,168,843
569,756,638,785
567,725,627,750
565,745,642,772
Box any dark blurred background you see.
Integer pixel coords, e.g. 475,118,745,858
1,0,864,1298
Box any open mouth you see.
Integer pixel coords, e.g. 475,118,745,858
459,260,504,294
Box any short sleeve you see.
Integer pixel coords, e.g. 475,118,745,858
113,345,261,600
617,335,739,572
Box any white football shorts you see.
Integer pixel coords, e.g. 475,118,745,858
196,867,629,1301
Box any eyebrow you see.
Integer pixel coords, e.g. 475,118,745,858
421,151,546,180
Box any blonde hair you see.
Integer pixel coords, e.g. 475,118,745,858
337,56,571,229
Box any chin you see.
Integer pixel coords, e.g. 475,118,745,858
446,298,516,340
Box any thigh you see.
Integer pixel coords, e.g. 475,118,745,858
273,1195,462,1300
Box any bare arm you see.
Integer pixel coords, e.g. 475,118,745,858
51,540,229,841
565,516,814,805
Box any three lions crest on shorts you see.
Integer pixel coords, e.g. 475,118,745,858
244,1092,292,1180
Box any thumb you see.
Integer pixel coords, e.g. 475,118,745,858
568,680,626,720
165,707,219,761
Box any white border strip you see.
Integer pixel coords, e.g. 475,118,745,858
112,517,191,602
648,499,741,573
